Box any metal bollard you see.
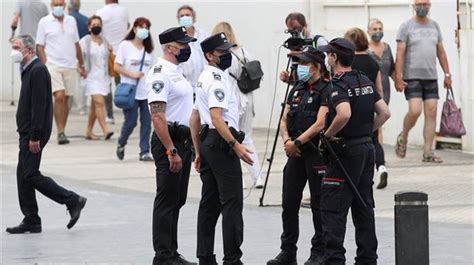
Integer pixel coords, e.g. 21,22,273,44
394,191,429,265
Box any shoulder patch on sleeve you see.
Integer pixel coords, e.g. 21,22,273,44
214,88,225,102
213,72,221,81
152,80,164,94
153,65,162,73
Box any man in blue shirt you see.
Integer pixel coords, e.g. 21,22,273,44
68,0,88,39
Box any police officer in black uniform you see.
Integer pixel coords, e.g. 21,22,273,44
146,27,197,265
267,47,330,265
190,33,254,265
317,38,390,265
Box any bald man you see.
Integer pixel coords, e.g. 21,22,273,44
394,0,451,163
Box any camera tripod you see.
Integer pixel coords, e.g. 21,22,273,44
258,54,298,207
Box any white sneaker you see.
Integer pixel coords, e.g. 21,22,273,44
106,117,115,124
376,165,388,189
255,177,264,189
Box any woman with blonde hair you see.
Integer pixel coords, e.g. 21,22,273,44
212,22,264,189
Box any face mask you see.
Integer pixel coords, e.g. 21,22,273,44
91,26,102,35
415,6,429,18
175,47,191,63
216,53,232,70
10,49,24,63
371,31,384,42
52,6,64,17
136,28,149,40
179,16,193,29
297,65,311,82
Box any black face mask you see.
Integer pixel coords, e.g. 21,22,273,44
175,47,191,63
216,52,232,70
91,26,102,35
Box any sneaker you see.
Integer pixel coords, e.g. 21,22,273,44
106,117,115,125
267,251,297,265
58,132,70,145
255,177,264,189
376,165,388,189
139,153,154,162
116,145,125,160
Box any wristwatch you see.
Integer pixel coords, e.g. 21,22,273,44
445,73,452,79
166,147,178,157
294,139,302,147
228,139,237,148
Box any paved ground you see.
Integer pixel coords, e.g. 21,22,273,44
1,102,473,264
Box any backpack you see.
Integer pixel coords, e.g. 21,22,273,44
229,48,264,94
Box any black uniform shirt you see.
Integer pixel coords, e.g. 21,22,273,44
328,71,381,139
16,58,53,141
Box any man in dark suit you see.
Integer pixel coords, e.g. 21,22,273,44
6,35,87,234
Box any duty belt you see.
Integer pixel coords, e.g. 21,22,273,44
344,136,372,147
168,122,190,142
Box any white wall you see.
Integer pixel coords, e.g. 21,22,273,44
1,0,472,151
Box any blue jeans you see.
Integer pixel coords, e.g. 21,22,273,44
118,99,151,156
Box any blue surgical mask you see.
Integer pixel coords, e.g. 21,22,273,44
179,16,193,29
136,28,149,40
297,65,311,82
52,6,64,17
415,6,429,18
216,53,232,70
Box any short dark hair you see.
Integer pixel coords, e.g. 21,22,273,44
87,15,102,26
344,27,369,52
285,12,307,27
335,53,354,67
177,5,196,18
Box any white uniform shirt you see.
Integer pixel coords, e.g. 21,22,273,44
195,65,239,130
115,40,154,100
36,14,79,68
96,3,129,53
146,58,193,126
180,28,209,90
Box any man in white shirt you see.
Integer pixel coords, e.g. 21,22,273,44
36,0,87,145
176,5,208,92
147,26,197,265
96,0,129,124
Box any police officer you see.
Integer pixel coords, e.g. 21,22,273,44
317,38,391,265
267,47,329,265
190,32,253,265
146,26,197,265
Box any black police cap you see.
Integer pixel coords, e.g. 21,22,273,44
159,27,197,45
318,38,355,56
294,46,326,64
200,32,237,54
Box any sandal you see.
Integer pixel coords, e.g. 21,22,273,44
422,152,443,163
395,133,407,158
85,133,100,140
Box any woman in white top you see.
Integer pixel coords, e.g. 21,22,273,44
114,17,154,161
212,22,264,189
79,15,113,140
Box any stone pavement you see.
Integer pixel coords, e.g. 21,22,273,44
1,102,473,264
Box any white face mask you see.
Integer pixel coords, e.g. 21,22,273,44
10,49,24,63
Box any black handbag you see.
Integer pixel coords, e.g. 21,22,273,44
229,48,264,94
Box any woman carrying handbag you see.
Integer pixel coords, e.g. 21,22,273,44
114,17,154,161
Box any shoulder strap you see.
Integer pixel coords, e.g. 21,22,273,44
136,49,147,85
230,49,246,65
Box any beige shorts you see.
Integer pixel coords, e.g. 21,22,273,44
46,63,79,96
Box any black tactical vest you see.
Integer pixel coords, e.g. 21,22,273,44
287,79,329,138
327,71,376,139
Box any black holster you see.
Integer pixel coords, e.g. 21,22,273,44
168,122,190,142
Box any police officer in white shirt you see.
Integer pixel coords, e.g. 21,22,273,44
147,27,197,265
189,33,253,265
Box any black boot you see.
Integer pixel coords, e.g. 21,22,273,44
174,253,198,265
6,222,41,234
304,254,324,265
267,251,297,265
67,196,87,229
